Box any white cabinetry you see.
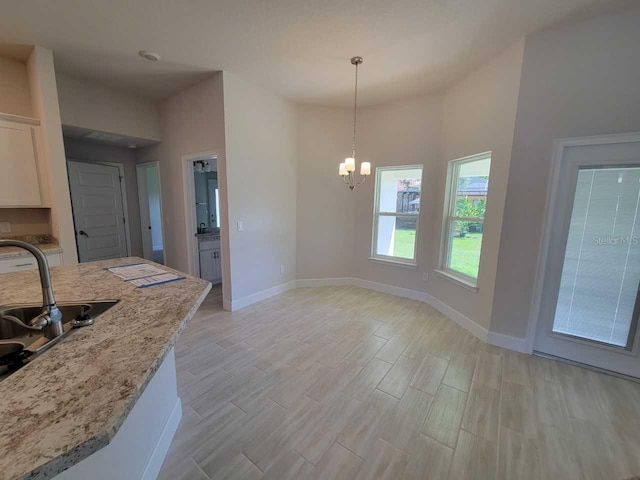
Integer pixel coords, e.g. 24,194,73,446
0,251,62,274
198,238,222,284
0,115,47,207
199,248,222,284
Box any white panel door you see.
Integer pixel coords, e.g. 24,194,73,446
535,136,640,378
0,119,42,206
136,162,164,263
137,166,152,261
67,161,128,262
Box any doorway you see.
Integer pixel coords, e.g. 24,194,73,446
67,160,130,262
191,158,222,284
534,133,640,378
136,162,165,264
181,152,228,309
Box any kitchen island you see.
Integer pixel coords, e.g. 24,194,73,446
0,257,211,480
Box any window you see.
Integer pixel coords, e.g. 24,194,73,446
371,165,423,265
439,152,491,286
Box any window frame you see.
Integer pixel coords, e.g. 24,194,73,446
438,152,492,287
370,164,424,267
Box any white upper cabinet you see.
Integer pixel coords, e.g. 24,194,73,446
0,116,45,207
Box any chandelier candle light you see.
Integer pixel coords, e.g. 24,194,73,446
339,56,371,190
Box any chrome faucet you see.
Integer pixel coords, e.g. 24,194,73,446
0,240,63,339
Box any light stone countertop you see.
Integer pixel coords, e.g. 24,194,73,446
0,257,211,480
0,243,62,259
197,233,220,241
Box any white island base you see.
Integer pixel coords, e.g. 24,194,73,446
54,349,181,480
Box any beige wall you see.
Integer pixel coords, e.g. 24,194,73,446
56,73,162,142
296,105,355,279
223,71,298,303
151,73,227,276
429,40,524,329
3,10,634,343
295,41,524,331
27,46,78,264
296,13,640,340
492,9,640,338
63,137,144,256
139,71,297,307
0,209,50,237
0,56,33,117
352,94,443,289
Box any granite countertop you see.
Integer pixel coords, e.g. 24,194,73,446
0,257,211,480
197,233,220,241
0,235,62,260
0,243,62,259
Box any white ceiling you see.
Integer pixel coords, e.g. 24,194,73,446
0,0,635,106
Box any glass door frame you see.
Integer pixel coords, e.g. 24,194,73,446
528,132,640,377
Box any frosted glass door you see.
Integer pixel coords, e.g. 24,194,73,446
534,136,640,378
553,167,640,349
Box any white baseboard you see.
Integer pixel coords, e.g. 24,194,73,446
230,280,298,311
141,398,182,480
228,276,528,354
350,278,489,342
295,277,529,354
486,331,530,353
296,276,488,341
296,277,357,288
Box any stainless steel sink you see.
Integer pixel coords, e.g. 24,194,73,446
0,301,119,377
0,341,25,358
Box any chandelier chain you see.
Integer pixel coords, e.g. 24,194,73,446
339,56,368,191
352,61,358,160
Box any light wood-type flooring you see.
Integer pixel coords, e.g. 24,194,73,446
158,285,640,480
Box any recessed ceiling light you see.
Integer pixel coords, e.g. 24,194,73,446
138,50,160,62
128,144,137,149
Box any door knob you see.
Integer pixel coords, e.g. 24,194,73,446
79,230,89,237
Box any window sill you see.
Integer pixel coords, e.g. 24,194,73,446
433,269,479,292
369,257,418,269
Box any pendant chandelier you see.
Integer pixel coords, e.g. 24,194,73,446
339,56,370,190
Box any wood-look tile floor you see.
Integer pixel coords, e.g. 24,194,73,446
158,285,640,480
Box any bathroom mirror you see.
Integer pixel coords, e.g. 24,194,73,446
193,160,220,233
